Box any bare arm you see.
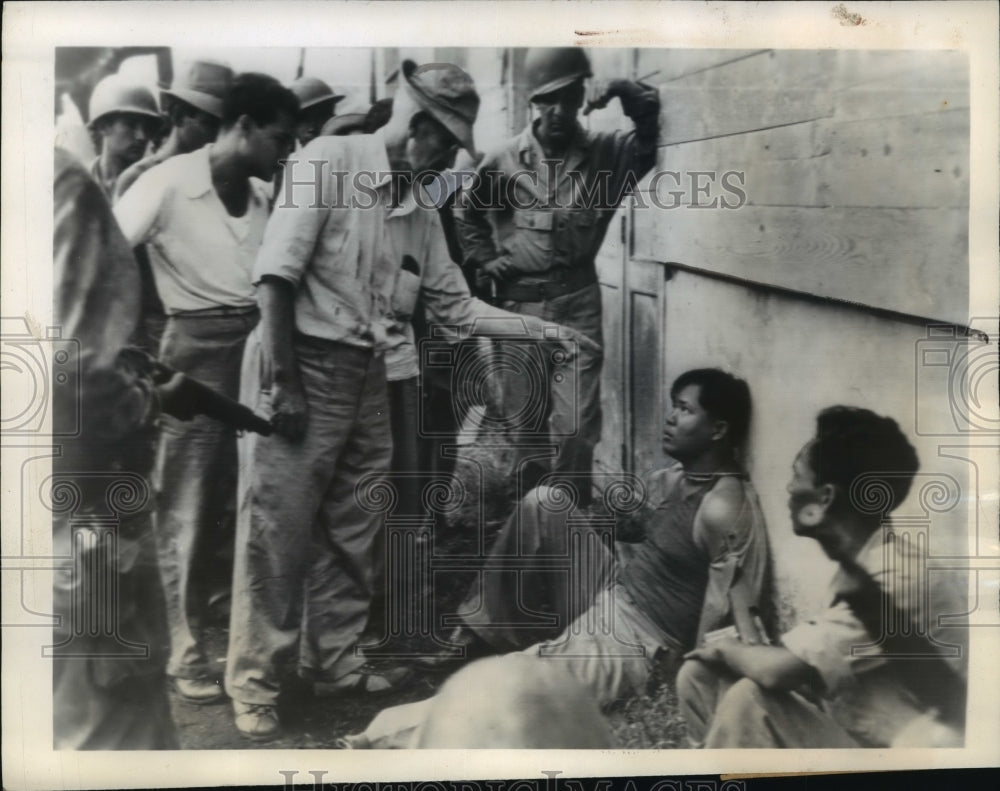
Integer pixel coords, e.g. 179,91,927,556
685,637,817,691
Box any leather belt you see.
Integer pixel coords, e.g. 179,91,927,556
496,266,598,303
171,305,259,319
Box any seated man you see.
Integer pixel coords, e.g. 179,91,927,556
678,406,967,748
344,368,770,747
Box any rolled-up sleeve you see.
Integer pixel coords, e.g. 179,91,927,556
112,168,164,247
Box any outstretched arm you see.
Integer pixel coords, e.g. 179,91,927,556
685,637,817,691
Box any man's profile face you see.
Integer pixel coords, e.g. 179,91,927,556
662,384,718,463
177,106,221,152
101,113,157,165
533,80,585,147
406,116,460,176
787,441,823,537
246,111,296,180
296,100,335,148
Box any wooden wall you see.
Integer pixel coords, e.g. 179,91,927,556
631,49,970,325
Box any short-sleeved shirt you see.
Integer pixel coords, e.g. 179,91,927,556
455,121,655,278
383,185,537,381
254,132,399,349
781,528,966,746
113,145,269,315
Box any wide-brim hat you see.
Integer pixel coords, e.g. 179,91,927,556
161,60,234,119
400,59,480,159
289,76,346,112
320,113,369,137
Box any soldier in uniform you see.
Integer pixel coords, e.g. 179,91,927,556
456,47,660,506
86,74,162,199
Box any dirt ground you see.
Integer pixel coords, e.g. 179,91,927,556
170,625,686,750
171,439,687,750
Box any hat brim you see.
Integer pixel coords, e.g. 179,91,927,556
87,107,163,129
400,62,478,160
162,88,224,119
529,72,589,102
300,94,347,112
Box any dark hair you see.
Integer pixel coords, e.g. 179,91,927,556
808,406,919,514
165,95,211,125
364,98,393,133
220,73,299,128
670,368,752,449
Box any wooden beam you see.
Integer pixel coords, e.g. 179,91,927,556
630,204,968,324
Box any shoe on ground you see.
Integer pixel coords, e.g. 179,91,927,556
312,663,414,698
172,676,226,705
233,700,280,741
415,626,493,671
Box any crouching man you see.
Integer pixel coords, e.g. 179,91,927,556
678,407,967,748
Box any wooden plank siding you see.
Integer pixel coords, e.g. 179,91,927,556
629,49,969,325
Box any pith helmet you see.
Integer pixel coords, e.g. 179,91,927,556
161,60,233,119
524,47,592,101
289,76,346,112
88,75,160,127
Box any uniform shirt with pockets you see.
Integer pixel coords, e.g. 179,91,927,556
113,145,268,315
456,121,655,278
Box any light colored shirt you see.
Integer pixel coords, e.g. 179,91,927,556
383,186,531,381
781,526,967,746
254,132,397,348
113,145,268,314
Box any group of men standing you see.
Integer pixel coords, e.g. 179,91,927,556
54,47,663,744
52,44,965,751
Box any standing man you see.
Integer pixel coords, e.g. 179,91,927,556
288,76,345,148
456,48,660,506
51,147,181,748
114,74,297,707
115,60,234,199
678,407,967,748
86,74,162,199
225,60,487,741
114,60,235,357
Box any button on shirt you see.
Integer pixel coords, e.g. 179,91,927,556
114,145,268,314
383,184,532,381
254,132,398,349
456,121,655,278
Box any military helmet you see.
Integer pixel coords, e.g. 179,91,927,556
524,48,592,101
87,74,161,127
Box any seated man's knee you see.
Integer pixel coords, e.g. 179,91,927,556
714,677,769,721
676,658,717,706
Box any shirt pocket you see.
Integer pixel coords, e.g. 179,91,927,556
512,209,555,261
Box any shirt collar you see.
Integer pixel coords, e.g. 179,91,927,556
517,119,590,168
181,145,214,199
